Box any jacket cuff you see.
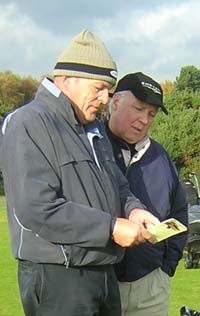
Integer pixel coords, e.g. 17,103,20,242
110,217,117,234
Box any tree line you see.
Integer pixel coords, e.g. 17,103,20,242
0,66,199,194
151,65,200,179
0,71,39,121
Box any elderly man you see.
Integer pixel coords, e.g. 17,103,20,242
106,72,188,316
0,32,159,316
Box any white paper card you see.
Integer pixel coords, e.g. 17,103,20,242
147,218,187,243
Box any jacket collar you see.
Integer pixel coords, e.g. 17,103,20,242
37,78,80,128
37,78,102,159
131,136,151,163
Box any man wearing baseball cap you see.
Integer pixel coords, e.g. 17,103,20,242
106,72,188,316
0,32,159,316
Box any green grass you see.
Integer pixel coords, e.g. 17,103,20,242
170,259,200,315
0,196,200,316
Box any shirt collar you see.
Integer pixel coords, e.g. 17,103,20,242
84,121,103,139
42,78,61,98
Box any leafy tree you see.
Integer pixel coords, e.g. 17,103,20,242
0,71,22,110
165,89,200,111
20,76,39,104
150,91,200,179
0,71,39,120
161,80,174,96
174,65,200,92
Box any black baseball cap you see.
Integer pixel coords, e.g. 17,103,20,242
114,72,168,115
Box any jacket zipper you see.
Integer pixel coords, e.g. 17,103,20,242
60,245,69,269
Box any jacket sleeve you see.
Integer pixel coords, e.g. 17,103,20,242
162,163,188,276
2,112,112,248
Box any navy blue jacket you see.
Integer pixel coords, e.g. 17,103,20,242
106,124,188,280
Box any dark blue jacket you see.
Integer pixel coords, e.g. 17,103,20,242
106,125,188,280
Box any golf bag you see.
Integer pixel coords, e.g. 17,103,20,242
184,204,200,269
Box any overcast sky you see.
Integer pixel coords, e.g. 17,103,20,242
1,0,200,83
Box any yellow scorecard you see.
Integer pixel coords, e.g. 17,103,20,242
147,218,187,243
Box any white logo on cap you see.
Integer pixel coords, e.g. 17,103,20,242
141,81,161,95
110,70,117,79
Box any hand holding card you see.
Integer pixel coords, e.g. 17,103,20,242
147,218,187,243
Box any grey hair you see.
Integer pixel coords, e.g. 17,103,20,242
109,91,129,114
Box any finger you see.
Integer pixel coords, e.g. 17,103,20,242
141,227,156,243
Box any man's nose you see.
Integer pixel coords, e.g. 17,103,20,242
139,112,149,124
98,89,109,105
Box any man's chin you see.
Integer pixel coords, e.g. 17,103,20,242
82,113,97,124
88,113,97,121
125,135,143,144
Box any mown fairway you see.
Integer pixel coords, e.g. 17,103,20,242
0,196,199,316
170,259,200,315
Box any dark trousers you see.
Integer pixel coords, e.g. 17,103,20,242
18,260,121,316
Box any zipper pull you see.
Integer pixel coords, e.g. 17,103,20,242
60,245,69,269
64,260,69,269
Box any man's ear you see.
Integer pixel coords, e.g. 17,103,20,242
62,76,70,87
54,76,69,91
112,94,121,110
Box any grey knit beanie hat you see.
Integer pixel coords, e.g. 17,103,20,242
52,29,117,85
